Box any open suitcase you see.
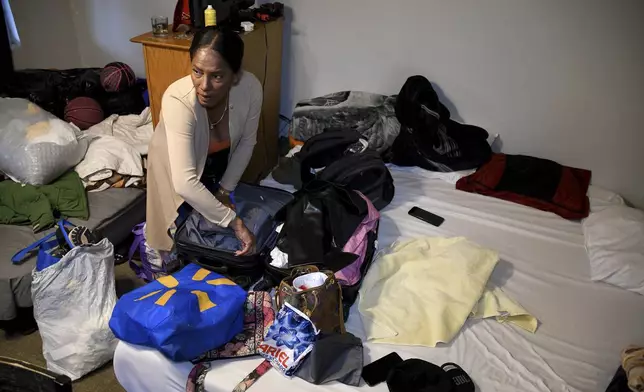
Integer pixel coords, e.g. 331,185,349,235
174,183,294,289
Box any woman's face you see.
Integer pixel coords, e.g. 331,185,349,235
191,48,237,109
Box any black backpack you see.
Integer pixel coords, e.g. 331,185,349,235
299,130,395,210
389,75,492,172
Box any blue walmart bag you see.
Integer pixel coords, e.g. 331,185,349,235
109,263,247,361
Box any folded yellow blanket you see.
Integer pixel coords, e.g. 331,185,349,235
358,237,537,346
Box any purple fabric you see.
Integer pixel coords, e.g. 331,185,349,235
128,223,166,281
335,192,380,285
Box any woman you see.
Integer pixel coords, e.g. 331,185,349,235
146,26,262,257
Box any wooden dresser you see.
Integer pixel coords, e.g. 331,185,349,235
131,20,283,182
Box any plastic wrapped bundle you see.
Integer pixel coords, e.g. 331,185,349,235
0,98,89,185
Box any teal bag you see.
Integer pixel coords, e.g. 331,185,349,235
109,263,247,361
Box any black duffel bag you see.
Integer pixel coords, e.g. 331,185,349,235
299,129,395,210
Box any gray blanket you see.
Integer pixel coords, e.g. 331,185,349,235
291,91,400,152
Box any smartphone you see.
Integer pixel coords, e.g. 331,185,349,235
408,206,445,227
362,352,403,387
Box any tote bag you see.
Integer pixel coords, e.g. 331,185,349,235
109,263,247,361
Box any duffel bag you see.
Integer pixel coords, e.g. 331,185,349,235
299,129,394,210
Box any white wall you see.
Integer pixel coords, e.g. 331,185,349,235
276,0,644,207
11,0,82,69
10,0,176,75
67,0,176,76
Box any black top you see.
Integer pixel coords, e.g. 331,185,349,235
201,148,230,191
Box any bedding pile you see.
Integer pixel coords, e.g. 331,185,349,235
74,108,153,191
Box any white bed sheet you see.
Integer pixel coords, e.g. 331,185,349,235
114,166,644,392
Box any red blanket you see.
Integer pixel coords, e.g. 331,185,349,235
456,154,591,220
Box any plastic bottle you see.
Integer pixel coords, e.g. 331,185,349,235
205,5,216,27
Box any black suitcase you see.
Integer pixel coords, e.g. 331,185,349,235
175,183,294,289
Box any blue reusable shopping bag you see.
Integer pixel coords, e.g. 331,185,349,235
109,263,247,361
12,220,77,271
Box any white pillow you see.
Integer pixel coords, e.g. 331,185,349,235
587,185,626,213
583,205,644,295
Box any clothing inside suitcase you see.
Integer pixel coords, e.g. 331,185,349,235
175,183,294,257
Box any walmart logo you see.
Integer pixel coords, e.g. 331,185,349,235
134,268,236,312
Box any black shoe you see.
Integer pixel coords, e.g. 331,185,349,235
0,317,20,337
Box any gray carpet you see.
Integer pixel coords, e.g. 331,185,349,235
0,262,146,392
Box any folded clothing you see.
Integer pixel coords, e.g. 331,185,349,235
456,154,591,219
0,171,88,232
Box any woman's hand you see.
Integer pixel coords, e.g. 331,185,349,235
215,188,236,211
229,217,256,256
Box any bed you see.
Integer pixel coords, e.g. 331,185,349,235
113,166,644,392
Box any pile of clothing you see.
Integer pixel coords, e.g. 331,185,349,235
74,107,153,192
0,98,89,232
287,74,595,220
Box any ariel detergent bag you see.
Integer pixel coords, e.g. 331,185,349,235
259,302,320,376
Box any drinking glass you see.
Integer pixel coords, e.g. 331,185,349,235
151,16,169,37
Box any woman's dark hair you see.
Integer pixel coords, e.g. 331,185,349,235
189,26,244,73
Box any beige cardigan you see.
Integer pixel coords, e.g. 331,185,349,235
146,72,263,251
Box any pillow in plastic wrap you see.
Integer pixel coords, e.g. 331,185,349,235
0,97,89,185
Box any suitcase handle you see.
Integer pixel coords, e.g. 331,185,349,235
198,262,229,275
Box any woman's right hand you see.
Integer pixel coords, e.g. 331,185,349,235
229,217,256,256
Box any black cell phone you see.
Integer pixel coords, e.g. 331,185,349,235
408,206,445,227
362,352,403,387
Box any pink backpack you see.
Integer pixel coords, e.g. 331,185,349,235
335,192,380,286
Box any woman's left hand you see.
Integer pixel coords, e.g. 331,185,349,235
229,217,256,256
215,190,236,211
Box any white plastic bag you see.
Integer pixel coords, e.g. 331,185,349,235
0,97,88,185
31,238,118,380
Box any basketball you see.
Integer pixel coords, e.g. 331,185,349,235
64,97,104,130
100,62,136,93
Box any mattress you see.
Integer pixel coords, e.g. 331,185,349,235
113,166,644,392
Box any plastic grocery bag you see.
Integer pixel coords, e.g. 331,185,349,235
30,238,118,380
0,97,88,185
